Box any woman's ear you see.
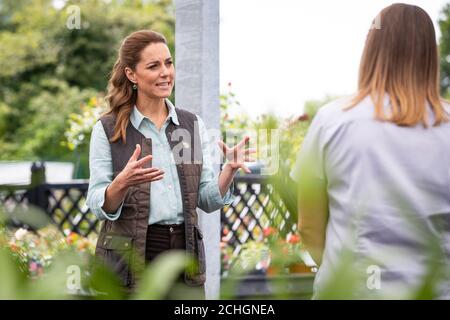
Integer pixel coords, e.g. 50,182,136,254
124,67,137,84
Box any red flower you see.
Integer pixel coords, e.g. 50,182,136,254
10,243,19,252
263,227,277,238
287,234,301,244
66,232,79,245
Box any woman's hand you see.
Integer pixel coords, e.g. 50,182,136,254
115,144,164,188
102,144,164,214
218,136,257,174
217,136,256,197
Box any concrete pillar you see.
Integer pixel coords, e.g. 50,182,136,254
174,0,221,299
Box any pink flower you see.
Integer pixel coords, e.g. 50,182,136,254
30,262,38,272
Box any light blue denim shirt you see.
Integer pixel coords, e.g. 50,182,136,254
86,99,234,225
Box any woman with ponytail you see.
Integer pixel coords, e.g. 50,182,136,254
86,30,254,298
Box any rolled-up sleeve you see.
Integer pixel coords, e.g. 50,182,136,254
86,121,123,221
196,116,235,213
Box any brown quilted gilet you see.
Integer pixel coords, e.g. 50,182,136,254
93,107,206,290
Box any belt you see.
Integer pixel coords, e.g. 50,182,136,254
149,223,185,233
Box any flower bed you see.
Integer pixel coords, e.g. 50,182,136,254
223,227,316,276
0,225,96,278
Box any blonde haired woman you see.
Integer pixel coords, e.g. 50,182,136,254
291,4,450,299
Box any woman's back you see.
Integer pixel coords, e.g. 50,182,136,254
308,96,450,298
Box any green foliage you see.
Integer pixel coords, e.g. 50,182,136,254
267,96,335,229
0,207,192,300
440,3,450,96
303,95,336,120
133,251,196,300
63,95,108,177
54,0,174,91
64,96,107,151
219,88,331,241
15,80,97,161
0,0,174,171
220,85,251,143
229,241,269,275
229,229,305,277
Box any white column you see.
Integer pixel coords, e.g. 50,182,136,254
174,0,221,299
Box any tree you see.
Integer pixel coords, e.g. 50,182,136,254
0,0,174,177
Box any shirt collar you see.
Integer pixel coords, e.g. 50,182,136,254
130,98,180,129
165,99,180,126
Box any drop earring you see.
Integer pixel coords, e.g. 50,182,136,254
132,83,137,90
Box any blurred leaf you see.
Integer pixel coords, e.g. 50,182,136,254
132,250,190,300
87,262,125,300
5,204,53,230
0,247,29,299
313,250,362,300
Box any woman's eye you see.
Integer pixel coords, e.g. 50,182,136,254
148,65,158,69
166,61,173,65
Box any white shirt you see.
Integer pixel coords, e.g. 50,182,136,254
291,95,450,299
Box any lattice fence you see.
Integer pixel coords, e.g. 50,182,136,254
221,175,297,260
0,182,99,237
1,171,297,273
45,183,99,237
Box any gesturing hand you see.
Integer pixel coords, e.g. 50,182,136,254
116,144,164,188
218,136,257,174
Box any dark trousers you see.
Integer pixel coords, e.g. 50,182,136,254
145,223,186,261
145,223,205,299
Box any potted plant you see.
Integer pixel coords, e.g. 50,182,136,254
228,240,270,275
263,227,314,275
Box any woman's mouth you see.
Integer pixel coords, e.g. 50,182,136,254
156,81,171,88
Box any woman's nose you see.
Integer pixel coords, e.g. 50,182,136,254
160,65,170,77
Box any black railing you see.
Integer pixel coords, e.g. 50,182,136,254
1,163,296,244
1,162,313,298
221,174,297,257
0,162,98,236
